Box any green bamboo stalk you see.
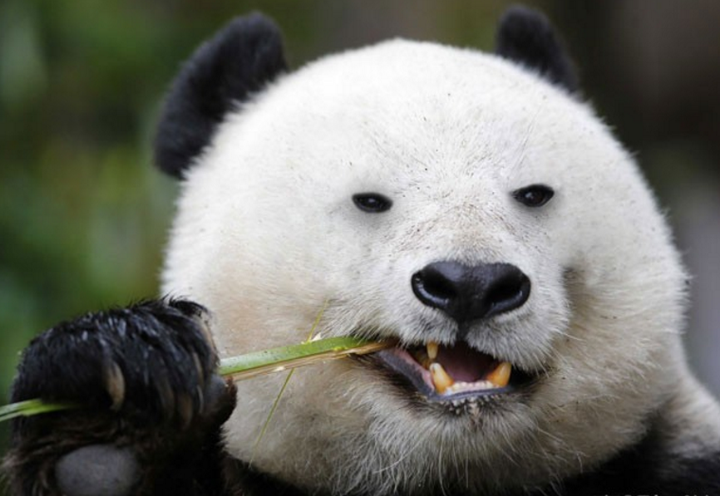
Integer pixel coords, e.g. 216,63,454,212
218,336,388,378
0,399,81,423
0,337,389,423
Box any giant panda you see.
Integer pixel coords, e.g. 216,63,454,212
5,6,720,496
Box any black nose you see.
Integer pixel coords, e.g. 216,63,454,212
411,261,531,323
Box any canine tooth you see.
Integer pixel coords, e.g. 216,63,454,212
104,360,126,410
426,342,439,360
430,363,454,394
487,362,512,388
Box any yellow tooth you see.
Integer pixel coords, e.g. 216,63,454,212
427,342,439,361
486,362,512,388
430,363,455,394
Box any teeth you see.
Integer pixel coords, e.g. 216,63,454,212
447,381,493,394
486,362,512,388
426,342,439,360
430,362,455,394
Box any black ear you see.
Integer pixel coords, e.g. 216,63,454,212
495,5,578,93
154,13,287,179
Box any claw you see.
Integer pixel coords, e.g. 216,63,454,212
104,360,126,411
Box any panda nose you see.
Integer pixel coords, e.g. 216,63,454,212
411,262,531,323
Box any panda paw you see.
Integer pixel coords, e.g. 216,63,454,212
5,299,236,496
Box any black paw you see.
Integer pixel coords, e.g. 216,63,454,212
5,299,237,496
12,299,218,426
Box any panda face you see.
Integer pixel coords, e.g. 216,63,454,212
161,39,687,494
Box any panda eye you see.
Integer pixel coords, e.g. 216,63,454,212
352,193,393,213
512,184,555,208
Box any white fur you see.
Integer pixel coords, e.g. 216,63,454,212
161,40,718,494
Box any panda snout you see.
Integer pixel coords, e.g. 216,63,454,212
411,261,531,323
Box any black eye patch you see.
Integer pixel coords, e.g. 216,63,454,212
352,193,393,213
512,184,554,207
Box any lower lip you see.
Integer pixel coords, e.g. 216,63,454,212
375,348,435,396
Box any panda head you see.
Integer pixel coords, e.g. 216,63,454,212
158,7,688,495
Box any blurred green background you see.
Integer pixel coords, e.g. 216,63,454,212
1,1,719,490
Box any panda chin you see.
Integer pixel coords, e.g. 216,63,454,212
370,341,535,404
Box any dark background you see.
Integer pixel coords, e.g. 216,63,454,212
2,1,719,489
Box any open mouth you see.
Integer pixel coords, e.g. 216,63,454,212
373,341,533,401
